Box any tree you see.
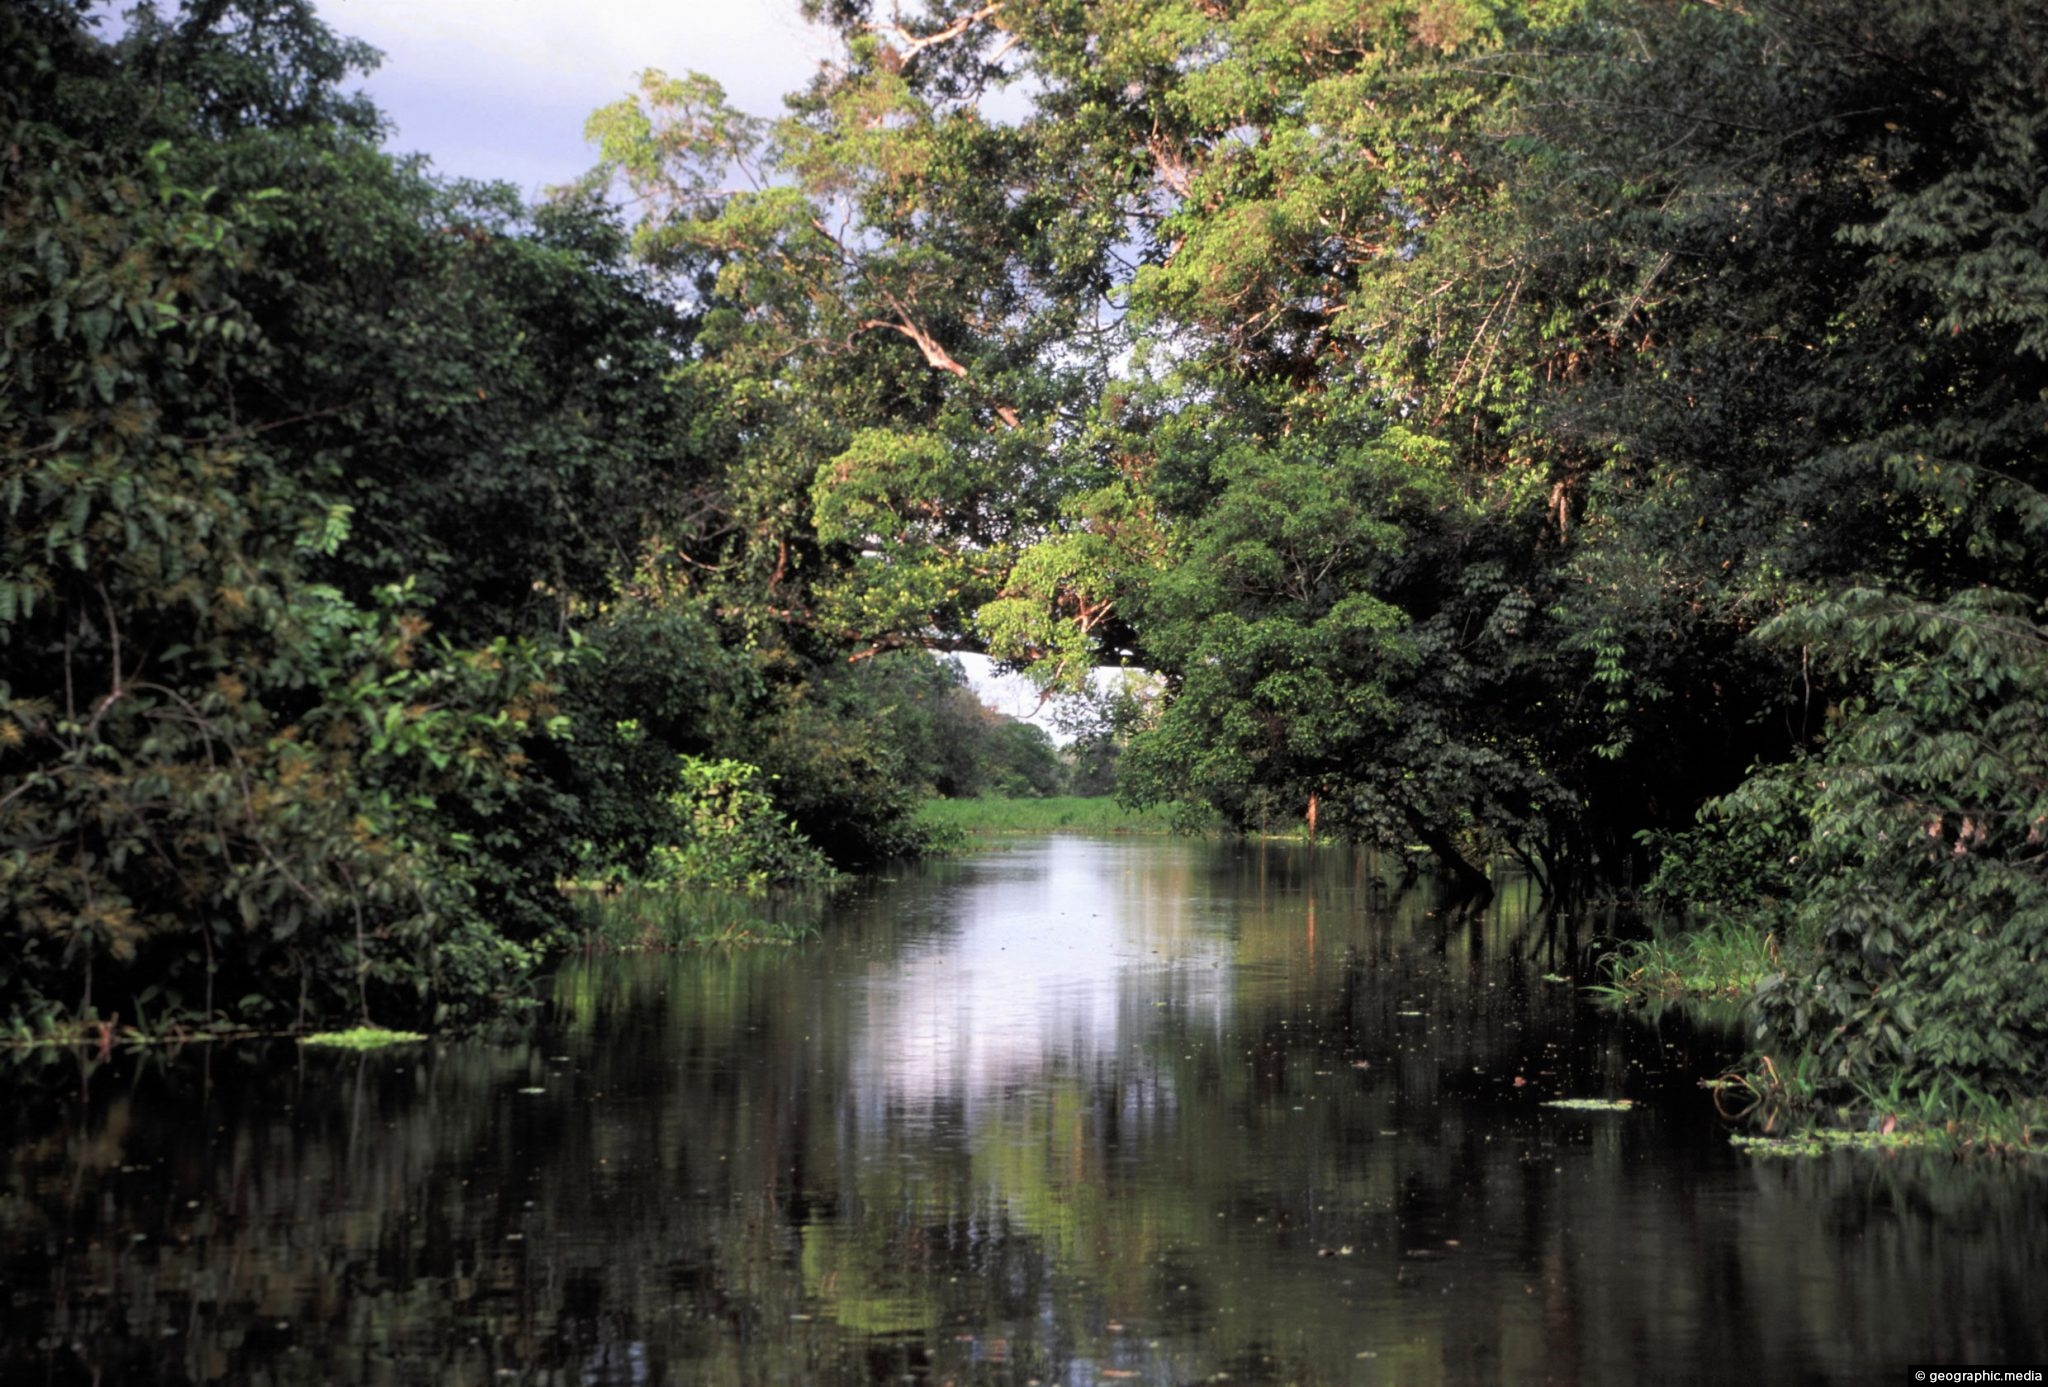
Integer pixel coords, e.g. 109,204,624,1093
0,2,566,1026
1523,0,2048,1102
0,0,729,1028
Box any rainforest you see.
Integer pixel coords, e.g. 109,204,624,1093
4,0,2046,1139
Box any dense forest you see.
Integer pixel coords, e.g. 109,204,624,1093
3,0,2044,1122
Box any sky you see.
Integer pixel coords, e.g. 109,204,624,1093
319,0,838,197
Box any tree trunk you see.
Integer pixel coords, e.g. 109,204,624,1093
1404,813,1494,903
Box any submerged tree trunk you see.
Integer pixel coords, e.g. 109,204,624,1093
1404,814,1493,903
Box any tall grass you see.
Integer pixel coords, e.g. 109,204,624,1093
1591,915,1793,1004
569,885,826,950
912,795,1195,835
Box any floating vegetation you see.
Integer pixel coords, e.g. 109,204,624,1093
1542,1098,1635,1112
299,1027,426,1050
1731,1129,1935,1157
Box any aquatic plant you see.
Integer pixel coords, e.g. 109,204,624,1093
299,1027,427,1049
1593,916,1799,1006
1730,1129,1933,1157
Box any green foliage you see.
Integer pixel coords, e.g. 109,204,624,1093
546,592,759,881
0,1,723,1032
745,680,935,868
1598,917,1799,1006
979,719,1066,798
1739,590,2048,1105
553,612,962,888
808,652,1065,801
646,757,839,892
8,0,2044,1134
734,0,2048,1124
813,428,1019,645
0,16,558,1028
1640,770,1811,920
1102,417,1577,885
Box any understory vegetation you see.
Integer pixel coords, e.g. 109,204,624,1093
1596,918,1801,1008
571,884,828,951
4,0,2045,1127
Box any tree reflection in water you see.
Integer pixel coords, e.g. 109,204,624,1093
4,837,2045,1384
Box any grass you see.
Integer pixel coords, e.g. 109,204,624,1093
913,794,1194,835
1591,914,1794,1005
571,884,824,950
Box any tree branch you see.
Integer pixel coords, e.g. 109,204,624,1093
869,3,1004,70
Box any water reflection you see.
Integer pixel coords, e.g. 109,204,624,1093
3,837,2044,1385
855,839,1232,1122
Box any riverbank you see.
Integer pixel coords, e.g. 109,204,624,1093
912,795,1191,835
1598,918,2046,1156
568,885,825,950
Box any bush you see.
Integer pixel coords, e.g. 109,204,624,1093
645,758,838,892
1732,591,2048,1107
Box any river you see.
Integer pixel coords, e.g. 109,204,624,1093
3,835,2044,1384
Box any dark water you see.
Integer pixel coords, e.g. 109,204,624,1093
4,836,2045,1385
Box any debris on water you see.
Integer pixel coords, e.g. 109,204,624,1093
1541,1098,1635,1112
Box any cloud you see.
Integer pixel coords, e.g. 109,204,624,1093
321,0,836,192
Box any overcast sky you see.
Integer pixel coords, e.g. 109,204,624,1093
319,0,837,198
